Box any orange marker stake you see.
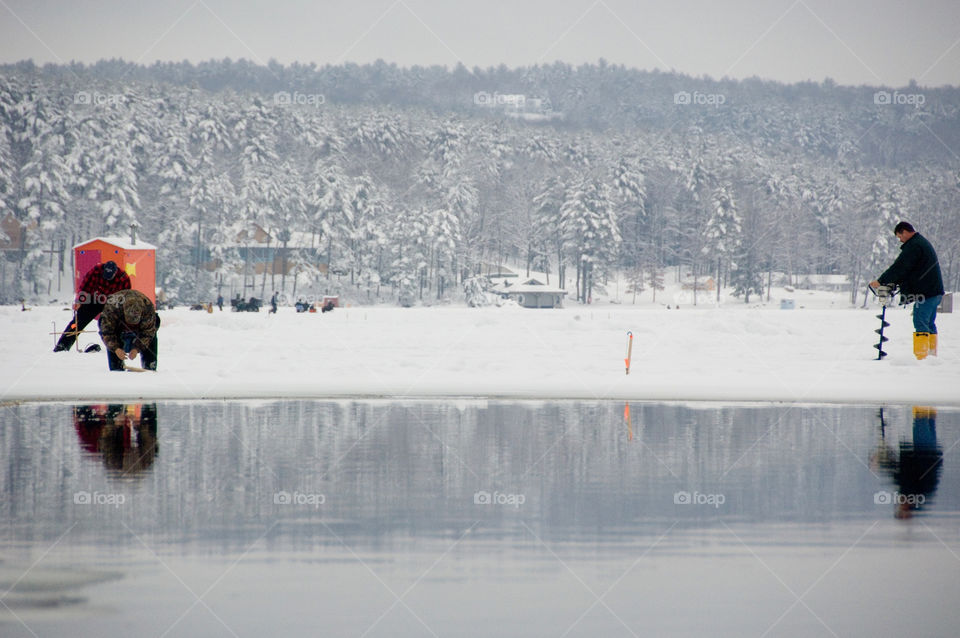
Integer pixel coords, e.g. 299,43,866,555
624,331,633,375
624,402,632,441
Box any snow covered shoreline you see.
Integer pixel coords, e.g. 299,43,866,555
2,300,958,406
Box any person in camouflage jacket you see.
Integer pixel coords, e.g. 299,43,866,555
98,289,160,371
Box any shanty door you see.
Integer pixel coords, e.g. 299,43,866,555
75,249,101,293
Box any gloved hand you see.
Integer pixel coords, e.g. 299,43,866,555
114,347,127,361
127,348,139,360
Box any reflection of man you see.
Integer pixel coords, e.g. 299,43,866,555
99,404,158,473
54,261,131,352
73,404,158,474
872,407,942,519
74,404,110,453
869,222,944,360
98,290,159,371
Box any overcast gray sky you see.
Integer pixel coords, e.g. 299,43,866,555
2,0,958,86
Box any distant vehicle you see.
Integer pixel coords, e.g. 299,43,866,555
231,296,262,312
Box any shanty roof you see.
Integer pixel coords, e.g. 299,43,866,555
507,278,568,294
74,236,158,251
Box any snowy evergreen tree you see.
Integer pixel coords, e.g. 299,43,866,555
17,129,70,295
427,206,461,298
444,172,479,275
0,117,13,216
612,156,647,272
560,177,620,303
15,107,71,297
463,276,491,307
311,160,352,281
93,115,141,235
702,185,742,302
859,181,901,305
346,174,389,296
188,159,236,299
626,266,645,304
533,175,567,288
646,264,665,303
679,149,715,304
386,206,429,304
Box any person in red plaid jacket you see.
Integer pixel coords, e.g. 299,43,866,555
54,261,131,352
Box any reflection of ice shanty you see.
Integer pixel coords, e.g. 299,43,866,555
73,404,158,474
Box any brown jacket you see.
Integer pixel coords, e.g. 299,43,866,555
98,290,157,352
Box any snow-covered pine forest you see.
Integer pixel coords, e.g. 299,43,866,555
1,59,959,306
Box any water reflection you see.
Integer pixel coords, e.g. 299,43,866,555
73,403,158,475
0,400,956,550
1,401,959,638
872,407,943,519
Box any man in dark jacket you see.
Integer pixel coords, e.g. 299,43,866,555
54,261,132,352
870,222,944,359
98,289,160,371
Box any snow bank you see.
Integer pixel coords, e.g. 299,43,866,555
2,300,958,405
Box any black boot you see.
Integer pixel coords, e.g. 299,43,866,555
141,338,158,371
54,328,77,352
140,315,160,371
107,349,126,371
55,304,103,352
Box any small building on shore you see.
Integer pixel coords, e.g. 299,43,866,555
503,278,568,309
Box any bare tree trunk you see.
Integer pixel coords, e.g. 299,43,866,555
575,260,581,303
280,239,288,293
326,236,332,280
692,264,698,306
766,257,773,302
586,262,592,303
716,257,721,303
260,237,271,299
195,212,203,297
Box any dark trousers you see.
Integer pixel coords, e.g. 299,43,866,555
913,295,942,334
55,303,104,351
107,314,160,371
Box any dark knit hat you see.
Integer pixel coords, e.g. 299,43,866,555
102,261,119,280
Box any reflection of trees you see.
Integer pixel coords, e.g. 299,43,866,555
73,404,158,475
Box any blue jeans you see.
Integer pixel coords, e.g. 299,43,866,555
913,295,942,334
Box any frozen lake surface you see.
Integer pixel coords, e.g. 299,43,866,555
1,400,958,637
